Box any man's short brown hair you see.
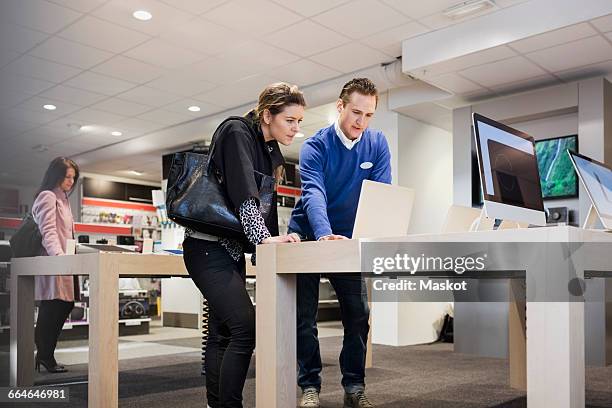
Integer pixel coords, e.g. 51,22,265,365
338,78,378,107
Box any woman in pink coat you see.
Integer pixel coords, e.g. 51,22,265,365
32,157,79,373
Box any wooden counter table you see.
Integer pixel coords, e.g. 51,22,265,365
255,226,612,408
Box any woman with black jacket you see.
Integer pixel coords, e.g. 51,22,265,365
182,83,306,408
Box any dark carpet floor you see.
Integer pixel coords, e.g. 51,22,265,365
3,336,612,407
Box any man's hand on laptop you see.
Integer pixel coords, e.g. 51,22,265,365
318,234,348,241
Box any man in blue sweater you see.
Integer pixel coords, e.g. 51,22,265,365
289,78,391,408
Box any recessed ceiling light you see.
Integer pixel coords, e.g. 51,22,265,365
443,0,495,19
132,10,152,21
130,170,143,176
111,131,123,136
43,104,56,111
295,132,305,138
188,105,201,112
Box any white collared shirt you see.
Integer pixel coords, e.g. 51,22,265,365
334,119,362,150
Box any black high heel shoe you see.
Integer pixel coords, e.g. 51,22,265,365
35,358,68,373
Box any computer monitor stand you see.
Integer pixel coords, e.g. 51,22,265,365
582,204,611,231
469,208,495,232
498,220,529,230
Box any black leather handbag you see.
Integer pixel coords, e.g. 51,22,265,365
166,118,275,241
9,213,43,258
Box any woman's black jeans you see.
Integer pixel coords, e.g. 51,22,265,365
182,237,254,408
35,299,74,363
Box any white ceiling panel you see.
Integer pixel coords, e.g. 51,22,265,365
48,139,98,156
136,108,193,126
527,35,612,72
112,117,161,135
313,0,409,39
428,72,484,94
0,119,41,139
124,38,208,70
459,56,548,88
46,0,108,13
58,16,151,54
146,73,217,97
271,0,350,17
65,71,136,95
66,107,127,126
0,73,55,96
0,50,20,70
189,42,299,84
194,74,278,108
0,0,82,34
91,98,152,117
380,0,457,19
310,42,392,74
264,20,350,58
0,107,59,126
203,0,302,36
269,59,341,87
0,91,33,109
158,0,228,15
395,102,452,131
17,96,82,116
0,23,49,53
12,126,73,147
39,85,108,106
92,0,195,36
591,13,612,33
163,98,222,117
117,86,182,108
3,55,81,83
91,55,164,83
555,58,612,82
160,17,247,56
412,45,517,77
361,21,429,58
29,37,113,70
228,42,300,71
509,23,597,54
490,74,560,94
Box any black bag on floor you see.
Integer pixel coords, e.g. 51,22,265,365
9,213,43,258
438,314,454,343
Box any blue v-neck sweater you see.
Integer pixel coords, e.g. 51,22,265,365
288,124,392,240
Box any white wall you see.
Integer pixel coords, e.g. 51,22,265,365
397,115,453,234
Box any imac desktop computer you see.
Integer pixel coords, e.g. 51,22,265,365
472,112,546,226
568,151,612,230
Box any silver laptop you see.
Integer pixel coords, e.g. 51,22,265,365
568,151,612,230
352,180,416,239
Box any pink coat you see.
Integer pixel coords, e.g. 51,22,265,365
32,187,75,302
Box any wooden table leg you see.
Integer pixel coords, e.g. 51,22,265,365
88,257,119,408
527,301,585,408
256,244,296,408
10,274,35,386
509,280,526,390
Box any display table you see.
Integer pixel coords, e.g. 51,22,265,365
10,252,188,408
255,226,612,408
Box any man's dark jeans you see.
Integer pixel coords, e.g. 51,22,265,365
290,229,370,393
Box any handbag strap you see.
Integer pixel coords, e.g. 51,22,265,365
204,116,257,177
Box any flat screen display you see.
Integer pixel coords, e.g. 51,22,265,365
535,135,578,199
569,152,612,219
473,113,544,212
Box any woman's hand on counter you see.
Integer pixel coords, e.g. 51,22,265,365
318,234,348,241
261,233,301,244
